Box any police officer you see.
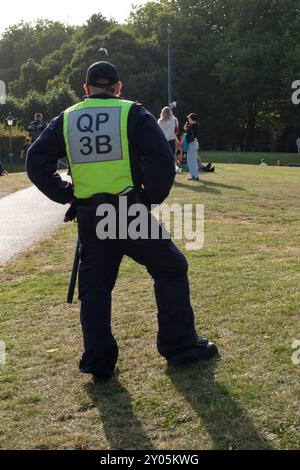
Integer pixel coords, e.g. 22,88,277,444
26,62,218,383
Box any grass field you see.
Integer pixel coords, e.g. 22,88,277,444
0,164,299,450
200,151,299,166
0,173,31,198
1,151,299,175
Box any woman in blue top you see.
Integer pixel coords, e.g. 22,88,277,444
184,113,200,180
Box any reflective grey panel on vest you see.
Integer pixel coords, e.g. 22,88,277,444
68,107,123,164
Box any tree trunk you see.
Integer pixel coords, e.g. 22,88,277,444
269,128,277,153
245,98,257,151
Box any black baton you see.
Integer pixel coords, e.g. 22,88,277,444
67,239,80,304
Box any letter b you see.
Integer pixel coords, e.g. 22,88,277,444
96,135,112,154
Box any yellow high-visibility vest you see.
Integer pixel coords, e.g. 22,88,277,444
63,98,134,198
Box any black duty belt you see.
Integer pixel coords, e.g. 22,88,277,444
64,189,148,223
77,197,92,207
77,190,146,208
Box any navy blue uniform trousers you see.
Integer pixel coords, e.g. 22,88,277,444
77,205,198,377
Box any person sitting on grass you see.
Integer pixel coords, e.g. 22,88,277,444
175,135,184,172
180,132,188,164
195,135,214,172
198,157,215,173
0,162,8,176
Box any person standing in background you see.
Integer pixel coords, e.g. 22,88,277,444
296,136,300,155
158,106,179,157
184,113,200,181
20,138,31,161
27,113,47,143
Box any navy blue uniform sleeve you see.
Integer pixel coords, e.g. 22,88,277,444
129,105,175,205
26,114,74,204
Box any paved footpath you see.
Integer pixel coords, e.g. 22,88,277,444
0,178,71,266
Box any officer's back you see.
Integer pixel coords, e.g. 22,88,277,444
27,61,218,384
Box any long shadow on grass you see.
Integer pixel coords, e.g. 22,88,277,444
174,181,221,195
85,377,154,450
174,180,246,193
166,360,272,450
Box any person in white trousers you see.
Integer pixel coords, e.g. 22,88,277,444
184,113,200,180
158,106,179,157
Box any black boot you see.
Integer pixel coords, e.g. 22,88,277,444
167,336,219,366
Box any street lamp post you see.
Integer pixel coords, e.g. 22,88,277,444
5,114,14,173
167,24,173,108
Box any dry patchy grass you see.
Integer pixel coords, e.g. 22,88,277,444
0,172,31,198
0,164,299,450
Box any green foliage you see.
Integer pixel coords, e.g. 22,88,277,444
0,1,299,149
9,59,47,97
0,20,75,83
0,135,27,166
0,124,27,170
0,123,26,137
81,13,114,39
0,86,77,127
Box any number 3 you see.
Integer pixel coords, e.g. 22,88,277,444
80,136,93,156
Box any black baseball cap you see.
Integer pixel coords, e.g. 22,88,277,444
86,61,119,87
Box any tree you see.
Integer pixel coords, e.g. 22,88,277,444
1,0,300,150
213,0,300,149
82,13,113,39
0,20,76,84
9,59,47,97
